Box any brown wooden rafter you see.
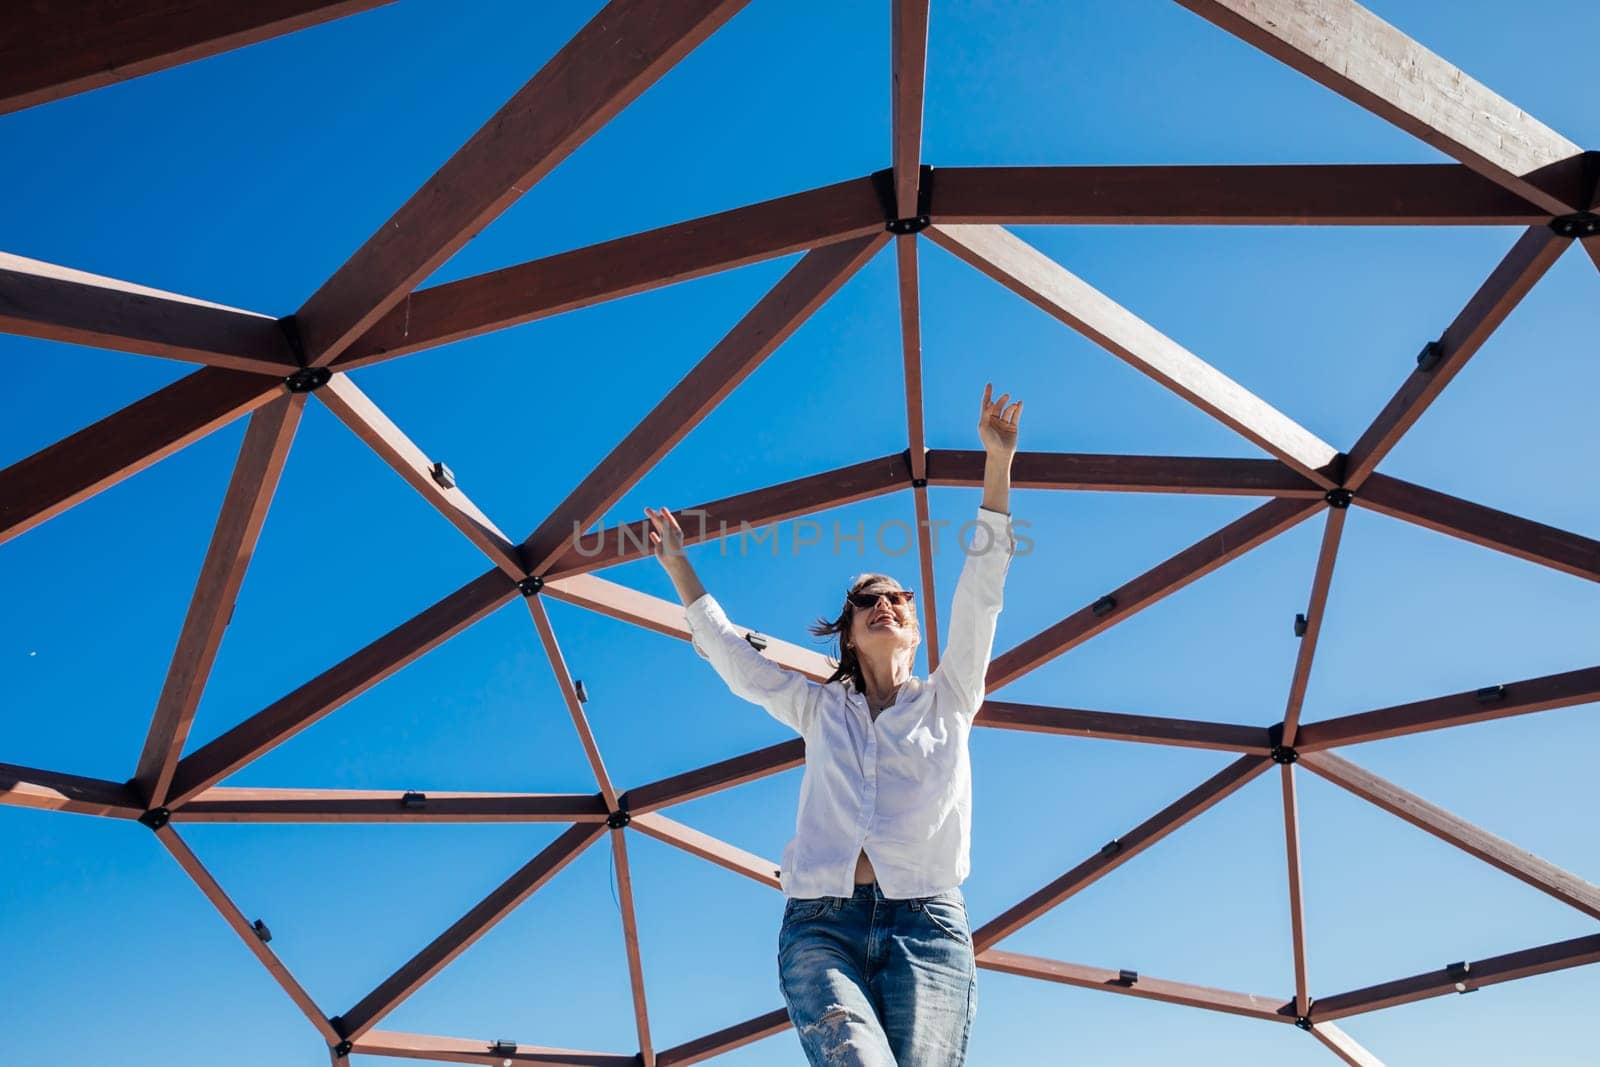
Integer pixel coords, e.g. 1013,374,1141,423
336,822,605,1041
135,394,306,806
293,0,753,366
1295,664,1600,751
1299,751,1600,920
0,367,287,545
0,1,394,115
0,252,300,372
987,497,1323,688
1170,0,1587,213
157,824,342,1044
927,223,1342,485
1311,933,1600,1020
1344,226,1569,489
520,234,887,576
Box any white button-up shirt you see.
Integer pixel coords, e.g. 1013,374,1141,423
683,505,1016,899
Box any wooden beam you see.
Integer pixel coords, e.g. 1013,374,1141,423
1356,473,1600,584
157,825,340,1043
355,1031,637,1066
974,700,1274,753
894,236,942,667
928,164,1551,225
1280,765,1311,1017
524,596,619,811
626,740,805,815
0,252,299,372
987,498,1321,689
1282,506,1348,744
520,234,887,575
978,950,1295,1023
0,762,142,818
973,755,1271,950
928,224,1340,484
171,788,608,823
630,812,782,890
546,572,834,680
926,450,1325,497
135,395,305,806
654,1009,792,1067
334,177,884,370
354,1032,632,1066
610,831,655,1067
166,569,517,805
1299,751,1600,920
338,823,605,1040
890,1,930,218
1311,933,1600,1020
541,451,910,580
317,374,522,576
0,367,285,545
1170,0,1586,213
1295,664,1600,751
1345,226,1568,488
0,1,392,115
294,0,752,365
1310,1022,1387,1067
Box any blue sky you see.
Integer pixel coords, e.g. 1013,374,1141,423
3,1,1599,1064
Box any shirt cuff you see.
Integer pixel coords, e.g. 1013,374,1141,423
684,592,722,658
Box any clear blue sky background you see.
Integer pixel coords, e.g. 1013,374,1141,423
4,2,1599,1064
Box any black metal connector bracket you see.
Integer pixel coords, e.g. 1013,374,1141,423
285,366,332,394
1091,595,1117,618
1325,488,1353,509
333,1040,353,1059
1295,1016,1313,1031
1293,613,1308,638
871,165,934,235
1117,969,1138,986
1415,340,1444,372
430,461,456,490
607,808,631,829
139,807,171,831
1271,744,1299,765
1100,838,1121,857
745,631,769,652
402,791,426,810
1550,211,1600,238
1475,684,1506,704
490,1040,517,1057
518,575,544,597
252,918,272,943
574,679,589,703
911,477,927,489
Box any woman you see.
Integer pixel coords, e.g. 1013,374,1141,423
643,383,1022,1066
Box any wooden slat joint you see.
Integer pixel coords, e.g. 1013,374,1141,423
872,165,934,234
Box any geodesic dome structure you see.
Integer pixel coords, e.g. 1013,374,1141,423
4,2,1599,1065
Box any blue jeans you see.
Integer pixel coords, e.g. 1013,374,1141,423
777,882,977,1066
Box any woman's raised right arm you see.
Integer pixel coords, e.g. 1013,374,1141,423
645,506,817,733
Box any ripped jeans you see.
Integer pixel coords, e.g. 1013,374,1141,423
777,882,977,1066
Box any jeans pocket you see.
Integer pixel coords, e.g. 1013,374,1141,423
918,893,971,946
783,896,831,923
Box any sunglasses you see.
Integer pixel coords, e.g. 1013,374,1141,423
846,589,916,610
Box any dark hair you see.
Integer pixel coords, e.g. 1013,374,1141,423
808,572,920,692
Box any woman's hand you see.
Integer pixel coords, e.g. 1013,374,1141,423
645,506,708,607
979,382,1022,458
644,506,687,570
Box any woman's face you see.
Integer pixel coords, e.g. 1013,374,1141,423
846,582,921,662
